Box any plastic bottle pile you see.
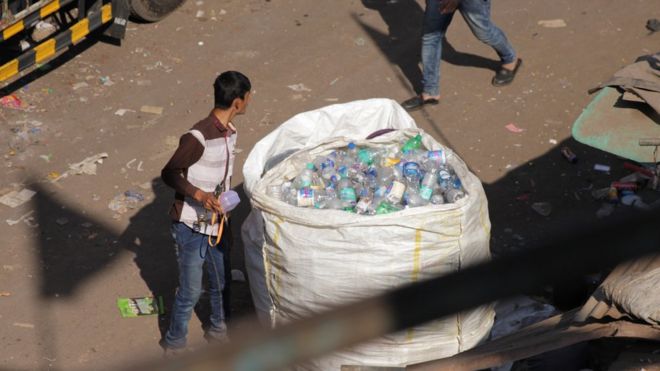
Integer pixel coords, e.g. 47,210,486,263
267,134,467,215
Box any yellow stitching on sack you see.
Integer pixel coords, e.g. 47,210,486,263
407,228,423,342
412,228,422,282
479,198,490,240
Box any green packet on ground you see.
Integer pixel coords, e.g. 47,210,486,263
117,296,164,317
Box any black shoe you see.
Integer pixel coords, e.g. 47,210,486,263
492,58,522,87
401,96,440,111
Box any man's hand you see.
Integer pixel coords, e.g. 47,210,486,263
194,189,222,214
439,0,460,14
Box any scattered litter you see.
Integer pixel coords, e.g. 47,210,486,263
621,194,650,210
39,154,52,163
231,269,246,282
505,123,524,133
114,108,134,116
287,83,312,92
325,98,340,102
117,296,163,317
55,217,69,226
354,37,366,46
81,222,93,228
219,9,227,15
195,10,205,18
72,82,89,90
47,172,60,181
560,146,578,163
0,292,10,297
108,190,145,217
140,105,164,115
538,19,567,28
0,94,27,110
594,164,611,172
6,210,35,226
8,120,44,153
591,187,610,200
329,77,340,85
548,139,558,145
531,202,552,217
100,76,114,86
13,322,35,329
596,203,615,218
68,152,109,176
139,182,152,190
0,189,36,208
198,41,204,46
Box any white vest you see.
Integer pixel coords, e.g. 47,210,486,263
180,128,236,236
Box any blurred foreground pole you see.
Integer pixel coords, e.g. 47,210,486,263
123,208,660,371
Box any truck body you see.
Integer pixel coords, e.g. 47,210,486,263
0,0,185,83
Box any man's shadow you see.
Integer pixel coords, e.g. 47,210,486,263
356,0,500,94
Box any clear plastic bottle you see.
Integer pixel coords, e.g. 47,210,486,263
431,194,445,205
386,180,406,204
403,161,422,186
294,163,316,189
419,169,438,201
357,148,374,166
338,178,357,209
445,177,466,203
355,196,373,215
313,189,328,209
347,142,358,159
426,150,446,167
296,187,315,207
405,186,428,208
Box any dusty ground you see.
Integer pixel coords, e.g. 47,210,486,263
0,0,658,370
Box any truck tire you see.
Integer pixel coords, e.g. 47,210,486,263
129,0,186,22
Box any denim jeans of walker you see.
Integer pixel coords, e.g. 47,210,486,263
421,0,517,96
163,222,228,349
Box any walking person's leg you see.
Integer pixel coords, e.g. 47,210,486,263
458,0,521,86
161,223,206,352
204,235,228,343
402,0,454,111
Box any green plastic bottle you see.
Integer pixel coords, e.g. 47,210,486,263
401,134,422,153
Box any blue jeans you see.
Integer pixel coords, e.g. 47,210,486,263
163,222,228,349
421,0,516,96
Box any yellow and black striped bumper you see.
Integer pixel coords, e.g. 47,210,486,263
0,3,113,83
1,0,76,42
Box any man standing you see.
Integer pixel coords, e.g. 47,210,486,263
402,0,521,111
160,71,251,354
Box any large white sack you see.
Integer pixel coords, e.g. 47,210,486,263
242,98,417,325
241,99,494,369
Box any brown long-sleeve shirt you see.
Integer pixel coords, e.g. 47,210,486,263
161,113,236,221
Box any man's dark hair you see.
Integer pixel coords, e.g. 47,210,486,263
213,71,251,109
